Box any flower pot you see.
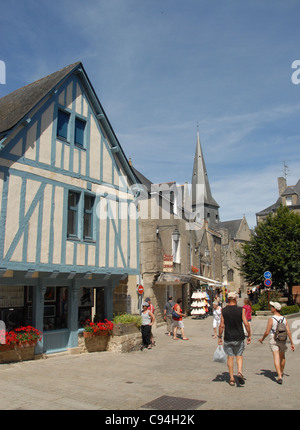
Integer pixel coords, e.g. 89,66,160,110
83,332,94,338
0,343,14,351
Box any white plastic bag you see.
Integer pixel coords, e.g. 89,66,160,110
213,345,227,363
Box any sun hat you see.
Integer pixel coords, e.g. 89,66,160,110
227,291,238,299
269,301,282,311
142,301,150,307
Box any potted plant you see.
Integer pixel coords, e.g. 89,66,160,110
13,326,43,347
0,325,42,363
83,319,114,338
112,314,141,336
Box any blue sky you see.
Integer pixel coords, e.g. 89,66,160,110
1,0,300,228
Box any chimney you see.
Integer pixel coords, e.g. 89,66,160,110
128,157,132,166
278,177,287,196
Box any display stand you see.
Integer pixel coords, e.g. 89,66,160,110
190,290,210,319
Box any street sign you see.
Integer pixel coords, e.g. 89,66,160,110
264,271,272,279
264,279,272,287
137,285,144,295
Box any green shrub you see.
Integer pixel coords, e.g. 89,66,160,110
113,313,142,327
281,305,300,315
251,304,261,316
257,291,281,310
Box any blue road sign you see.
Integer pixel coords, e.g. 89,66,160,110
264,271,272,279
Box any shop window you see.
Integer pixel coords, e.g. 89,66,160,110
78,287,94,328
0,286,34,331
43,287,68,331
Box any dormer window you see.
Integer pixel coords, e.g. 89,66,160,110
286,196,292,206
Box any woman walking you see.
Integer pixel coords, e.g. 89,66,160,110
172,298,189,340
259,301,295,384
243,298,252,337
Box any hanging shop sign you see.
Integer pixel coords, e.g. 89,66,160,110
163,254,173,273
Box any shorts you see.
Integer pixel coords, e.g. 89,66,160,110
269,336,287,353
172,320,184,329
224,340,245,356
213,319,220,329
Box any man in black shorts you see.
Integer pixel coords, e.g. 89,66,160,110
218,291,251,386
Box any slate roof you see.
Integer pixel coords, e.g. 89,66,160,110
0,62,81,134
219,219,243,240
191,131,219,208
256,179,300,216
0,61,139,185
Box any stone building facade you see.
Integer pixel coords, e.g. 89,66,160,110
218,216,252,293
256,176,300,223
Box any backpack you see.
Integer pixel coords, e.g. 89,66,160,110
273,317,287,342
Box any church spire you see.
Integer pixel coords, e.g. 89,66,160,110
191,129,219,226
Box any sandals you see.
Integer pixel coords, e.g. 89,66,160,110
237,372,246,385
229,380,235,386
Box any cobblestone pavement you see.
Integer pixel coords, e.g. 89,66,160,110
0,303,299,411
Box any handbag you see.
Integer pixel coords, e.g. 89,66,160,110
172,310,180,319
213,345,227,363
172,306,180,319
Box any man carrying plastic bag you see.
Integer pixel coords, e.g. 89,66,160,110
217,292,251,386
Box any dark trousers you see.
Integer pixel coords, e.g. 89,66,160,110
141,325,151,346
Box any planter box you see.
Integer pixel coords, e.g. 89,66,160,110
0,344,36,364
112,322,140,336
108,332,142,353
83,333,110,353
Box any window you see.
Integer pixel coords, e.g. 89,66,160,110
228,269,234,282
75,118,86,147
67,191,80,237
172,236,181,264
57,110,70,140
286,196,293,206
67,191,95,241
83,194,95,240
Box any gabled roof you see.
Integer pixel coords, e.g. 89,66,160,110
256,179,300,216
219,219,243,239
0,62,81,134
0,61,138,185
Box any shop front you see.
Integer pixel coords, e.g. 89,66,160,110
0,272,123,354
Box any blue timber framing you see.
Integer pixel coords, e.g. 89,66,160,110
0,62,140,354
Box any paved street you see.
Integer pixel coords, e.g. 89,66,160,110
0,303,299,412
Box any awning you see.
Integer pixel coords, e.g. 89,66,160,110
155,273,191,285
191,274,222,287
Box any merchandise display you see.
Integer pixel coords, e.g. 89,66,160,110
190,290,210,318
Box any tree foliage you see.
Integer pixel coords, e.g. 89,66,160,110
237,205,300,296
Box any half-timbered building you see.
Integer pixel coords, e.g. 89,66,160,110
0,62,139,353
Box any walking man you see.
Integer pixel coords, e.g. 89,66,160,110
218,291,251,386
164,295,175,336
